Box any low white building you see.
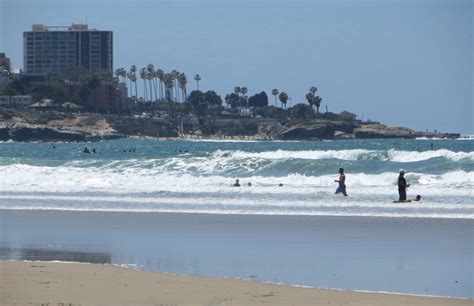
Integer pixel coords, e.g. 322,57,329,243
0,95,32,106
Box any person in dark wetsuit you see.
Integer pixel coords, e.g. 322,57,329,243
398,169,410,201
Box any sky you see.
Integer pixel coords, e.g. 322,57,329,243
0,0,472,134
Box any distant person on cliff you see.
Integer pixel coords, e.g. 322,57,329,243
334,168,348,196
397,169,410,202
233,179,241,187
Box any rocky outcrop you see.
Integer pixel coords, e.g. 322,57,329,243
108,117,178,138
0,109,461,141
8,127,86,142
279,122,357,140
354,124,415,139
0,113,121,142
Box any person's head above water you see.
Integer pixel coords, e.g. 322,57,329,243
415,195,421,201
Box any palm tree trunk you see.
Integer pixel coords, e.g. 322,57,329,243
149,80,153,102
134,81,138,100
153,78,158,103
144,80,147,101
175,81,179,102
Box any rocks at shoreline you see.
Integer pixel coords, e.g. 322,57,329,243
0,110,460,142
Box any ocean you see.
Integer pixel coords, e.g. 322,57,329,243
0,138,473,218
0,138,473,298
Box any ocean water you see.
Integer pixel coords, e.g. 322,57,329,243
1,138,473,298
0,138,473,219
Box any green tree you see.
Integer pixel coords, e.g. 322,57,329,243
140,68,148,101
87,75,101,113
306,92,315,110
147,64,156,102
314,95,323,114
172,70,180,102
2,83,16,106
178,73,188,101
157,69,165,100
248,91,269,108
290,103,313,120
271,89,279,106
194,74,201,90
204,90,222,107
278,92,289,109
187,90,208,116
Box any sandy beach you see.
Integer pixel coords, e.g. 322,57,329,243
0,260,470,306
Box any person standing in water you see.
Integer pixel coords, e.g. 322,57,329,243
398,169,410,202
335,168,348,196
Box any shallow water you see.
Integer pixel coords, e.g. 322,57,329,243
0,138,473,218
0,138,472,297
1,211,472,298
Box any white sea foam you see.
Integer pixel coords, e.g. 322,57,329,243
0,163,472,194
387,149,474,162
211,148,474,162
215,149,382,161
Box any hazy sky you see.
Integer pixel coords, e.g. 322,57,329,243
1,0,472,134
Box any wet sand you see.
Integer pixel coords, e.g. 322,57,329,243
1,210,472,298
1,260,471,306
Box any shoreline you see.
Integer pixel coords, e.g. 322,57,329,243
2,210,472,299
1,207,473,221
1,260,471,305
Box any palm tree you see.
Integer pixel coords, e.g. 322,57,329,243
271,89,279,106
115,68,128,97
120,68,128,89
234,86,241,96
114,69,121,81
156,69,165,100
140,68,148,101
178,73,188,101
146,64,156,102
126,69,138,98
241,87,248,107
306,92,315,111
171,70,180,102
278,92,289,109
164,73,174,102
314,95,323,114
194,74,201,90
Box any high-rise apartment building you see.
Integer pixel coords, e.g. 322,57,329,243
23,24,113,75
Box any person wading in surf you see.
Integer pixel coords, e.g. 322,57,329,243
398,169,410,202
335,168,348,196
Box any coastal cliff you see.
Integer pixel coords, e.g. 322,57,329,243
0,109,459,142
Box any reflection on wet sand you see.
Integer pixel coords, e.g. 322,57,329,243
0,246,111,264
21,248,111,264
